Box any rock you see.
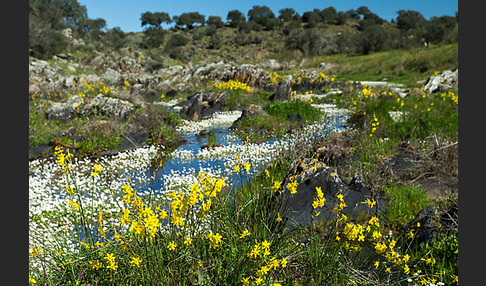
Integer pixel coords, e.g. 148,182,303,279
186,93,204,122
270,157,387,229
45,96,86,121
259,59,281,70
423,69,458,93
101,68,122,85
270,76,293,102
287,114,303,122
81,94,137,120
64,75,78,88
264,82,277,93
382,149,424,180
401,203,458,248
178,91,227,121
29,142,54,159
231,104,268,128
118,127,150,150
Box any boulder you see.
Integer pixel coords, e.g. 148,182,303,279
270,76,293,102
45,96,86,121
401,203,458,248
382,149,424,180
259,59,281,70
186,93,204,122
81,94,137,120
101,68,122,85
178,91,228,121
423,69,458,93
270,157,387,230
231,104,268,128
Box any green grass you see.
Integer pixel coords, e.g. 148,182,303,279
308,43,458,86
384,184,431,229
29,88,184,159
232,101,324,143
30,141,457,285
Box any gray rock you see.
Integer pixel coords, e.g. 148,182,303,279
81,94,136,120
231,104,268,128
271,76,293,102
186,93,204,122
259,59,281,70
101,68,121,85
269,158,387,230
423,69,458,93
401,203,457,248
45,96,86,121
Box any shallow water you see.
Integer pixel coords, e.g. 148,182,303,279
130,112,349,197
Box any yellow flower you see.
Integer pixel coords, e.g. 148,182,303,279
29,276,37,284
104,253,115,263
403,264,410,275
94,164,102,172
374,242,387,254
233,164,240,172
265,169,270,178
276,212,282,222
167,241,177,251
68,199,79,210
364,198,376,208
280,257,288,268
106,262,118,271
374,261,379,268
240,229,251,239
287,180,298,194
407,230,414,239
272,181,282,192
241,277,250,286
207,232,223,248
184,237,193,246
261,240,270,249
244,163,251,171
130,256,142,267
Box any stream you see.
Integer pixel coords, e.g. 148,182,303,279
28,101,349,263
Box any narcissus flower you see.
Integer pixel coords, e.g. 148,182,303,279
167,241,177,251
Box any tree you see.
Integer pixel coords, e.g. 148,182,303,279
302,11,322,28
176,12,205,29
206,16,224,28
164,33,189,59
29,0,93,58
396,10,428,47
425,15,458,44
227,10,246,28
320,6,338,25
141,27,166,49
396,10,426,32
278,8,297,22
247,5,277,30
141,11,171,29
104,27,127,50
357,6,385,30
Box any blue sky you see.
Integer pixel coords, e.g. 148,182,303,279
77,0,458,33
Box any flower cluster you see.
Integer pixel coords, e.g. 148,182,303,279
212,79,253,93
312,186,326,216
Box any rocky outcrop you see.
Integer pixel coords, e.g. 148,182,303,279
80,94,137,120
401,203,458,247
269,157,387,230
231,104,268,128
177,91,228,121
270,76,293,102
45,96,86,121
423,69,458,93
